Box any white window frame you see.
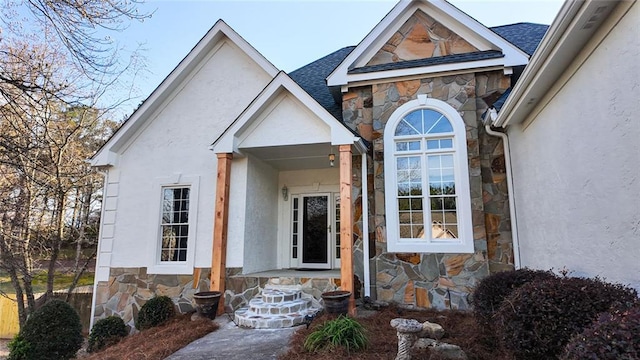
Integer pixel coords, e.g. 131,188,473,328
384,96,473,253
148,175,200,274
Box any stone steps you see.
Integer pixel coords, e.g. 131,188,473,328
234,287,322,329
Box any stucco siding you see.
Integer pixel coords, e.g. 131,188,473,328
242,156,279,273
98,38,273,279
508,2,640,290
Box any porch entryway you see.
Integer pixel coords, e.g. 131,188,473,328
289,193,341,270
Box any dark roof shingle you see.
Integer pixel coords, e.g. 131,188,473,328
348,50,504,74
490,22,549,56
290,47,354,120
290,23,549,120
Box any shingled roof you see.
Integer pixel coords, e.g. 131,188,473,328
289,46,354,120
290,23,548,121
490,22,549,56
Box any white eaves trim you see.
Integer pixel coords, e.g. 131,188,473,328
90,20,279,167
212,71,366,155
493,0,625,128
326,0,529,88
343,57,509,86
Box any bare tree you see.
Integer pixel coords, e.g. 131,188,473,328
0,0,149,328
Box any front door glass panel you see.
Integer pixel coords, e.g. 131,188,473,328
302,195,329,265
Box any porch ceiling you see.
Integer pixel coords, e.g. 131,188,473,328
242,143,335,171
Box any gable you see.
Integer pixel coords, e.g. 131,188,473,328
213,72,365,155
367,9,479,66
90,20,278,167
327,0,529,88
239,92,331,149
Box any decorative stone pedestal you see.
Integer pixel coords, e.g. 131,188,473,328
234,286,322,329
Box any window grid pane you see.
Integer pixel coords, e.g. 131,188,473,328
160,187,190,262
394,109,460,242
292,197,299,259
335,195,341,259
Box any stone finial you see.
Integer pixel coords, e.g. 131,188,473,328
420,321,445,339
390,318,423,360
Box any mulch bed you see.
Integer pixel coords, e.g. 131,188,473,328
280,306,507,360
83,314,218,360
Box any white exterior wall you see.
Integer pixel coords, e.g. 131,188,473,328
241,156,279,273
507,3,640,290
96,39,273,280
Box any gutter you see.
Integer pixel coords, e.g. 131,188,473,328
484,109,521,269
493,0,585,127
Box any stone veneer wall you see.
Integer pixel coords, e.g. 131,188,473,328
341,70,513,310
367,10,478,66
93,267,211,332
94,267,341,332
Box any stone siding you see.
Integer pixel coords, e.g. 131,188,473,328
94,266,342,332
367,10,478,66
342,70,513,309
93,267,210,332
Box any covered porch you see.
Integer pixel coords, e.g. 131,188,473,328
207,73,369,315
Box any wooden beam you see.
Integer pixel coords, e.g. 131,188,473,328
338,144,356,316
192,268,201,289
211,153,233,314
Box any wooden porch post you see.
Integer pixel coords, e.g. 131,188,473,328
211,153,233,314
339,144,356,316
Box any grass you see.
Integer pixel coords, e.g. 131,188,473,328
0,271,94,295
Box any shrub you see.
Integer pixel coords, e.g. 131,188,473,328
472,268,556,327
7,334,30,360
304,315,368,353
135,295,176,330
561,305,640,360
19,299,83,360
496,276,638,360
88,316,129,352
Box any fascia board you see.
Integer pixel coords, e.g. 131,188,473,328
343,57,510,85
494,0,621,127
326,0,409,87
91,20,278,166
212,73,358,154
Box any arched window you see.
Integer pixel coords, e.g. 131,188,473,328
384,95,473,253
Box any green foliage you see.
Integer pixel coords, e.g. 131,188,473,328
304,315,368,353
7,334,30,360
88,316,129,353
135,296,176,330
20,299,83,360
472,268,556,327
496,276,638,360
561,305,640,360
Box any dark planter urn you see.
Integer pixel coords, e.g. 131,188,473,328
193,291,222,319
321,290,351,315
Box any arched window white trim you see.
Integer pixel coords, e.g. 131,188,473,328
384,95,474,253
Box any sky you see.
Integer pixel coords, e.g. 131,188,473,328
110,0,564,116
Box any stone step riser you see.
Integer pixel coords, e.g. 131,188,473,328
234,288,321,329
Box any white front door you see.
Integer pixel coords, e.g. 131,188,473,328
290,193,341,269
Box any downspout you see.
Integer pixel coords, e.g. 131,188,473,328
484,108,521,269
361,153,371,297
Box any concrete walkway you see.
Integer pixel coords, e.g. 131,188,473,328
165,314,300,360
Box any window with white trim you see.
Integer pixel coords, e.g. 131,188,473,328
160,187,190,262
149,175,199,274
384,96,473,253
